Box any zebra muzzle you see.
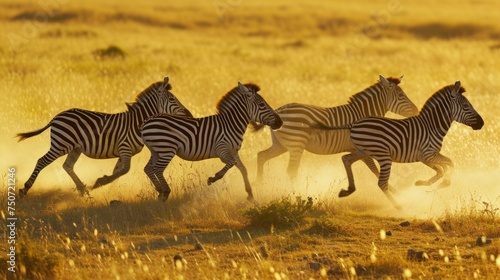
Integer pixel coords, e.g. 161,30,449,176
269,117,283,130
471,115,484,130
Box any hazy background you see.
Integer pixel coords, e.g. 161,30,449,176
1,0,499,217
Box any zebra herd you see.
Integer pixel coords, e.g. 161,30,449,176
17,76,484,208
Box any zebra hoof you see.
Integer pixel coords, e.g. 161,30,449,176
338,188,355,198
93,175,112,189
437,180,451,189
78,188,90,197
207,177,215,186
19,188,27,198
247,195,257,204
415,180,430,186
158,192,170,202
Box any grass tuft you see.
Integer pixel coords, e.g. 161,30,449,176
242,196,314,230
304,213,348,237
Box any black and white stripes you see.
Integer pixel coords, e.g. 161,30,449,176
256,75,418,180
141,82,282,201
338,81,484,208
17,77,192,196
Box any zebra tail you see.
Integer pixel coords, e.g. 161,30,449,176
16,122,52,142
249,121,266,132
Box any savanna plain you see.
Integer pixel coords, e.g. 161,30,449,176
1,0,500,279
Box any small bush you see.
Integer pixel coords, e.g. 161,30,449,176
92,45,125,59
243,196,314,230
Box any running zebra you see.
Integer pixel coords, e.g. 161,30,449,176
255,75,418,180
141,82,283,201
17,77,192,197
339,81,484,209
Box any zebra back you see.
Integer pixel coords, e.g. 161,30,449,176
130,76,192,118
16,77,192,158
272,75,417,130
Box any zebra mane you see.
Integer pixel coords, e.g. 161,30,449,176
347,77,400,105
386,77,401,85
420,84,467,112
216,83,261,114
134,81,172,103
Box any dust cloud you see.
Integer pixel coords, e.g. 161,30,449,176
247,151,500,219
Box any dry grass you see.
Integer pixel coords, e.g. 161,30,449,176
1,0,500,278
1,191,499,279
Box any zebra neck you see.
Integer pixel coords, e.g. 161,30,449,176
128,104,157,133
419,104,454,138
219,111,248,136
345,85,388,119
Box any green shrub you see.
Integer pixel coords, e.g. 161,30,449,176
243,196,314,230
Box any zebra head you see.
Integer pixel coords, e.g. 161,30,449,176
380,75,419,117
449,81,484,130
237,82,283,130
154,76,193,117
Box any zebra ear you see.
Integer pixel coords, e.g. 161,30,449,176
452,80,461,98
399,75,404,82
238,81,252,96
379,75,390,85
161,76,169,90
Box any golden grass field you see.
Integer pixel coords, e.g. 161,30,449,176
1,0,500,278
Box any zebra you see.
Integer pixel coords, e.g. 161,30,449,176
141,82,283,201
17,76,193,197
255,75,418,181
338,81,484,209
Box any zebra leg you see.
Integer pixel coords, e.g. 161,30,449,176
20,148,66,197
361,157,380,177
256,132,287,181
92,154,131,189
377,159,402,210
208,163,234,186
62,149,88,196
383,189,402,211
415,163,444,186
360,157,398,194
144,152,166,200
233,154,255,202
149,153,173,202
339,151,366,197
144,157,156,185
377,159,393,192
437,160,454,189
287,148,305,180
211,151,255,202
416,153,454,188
